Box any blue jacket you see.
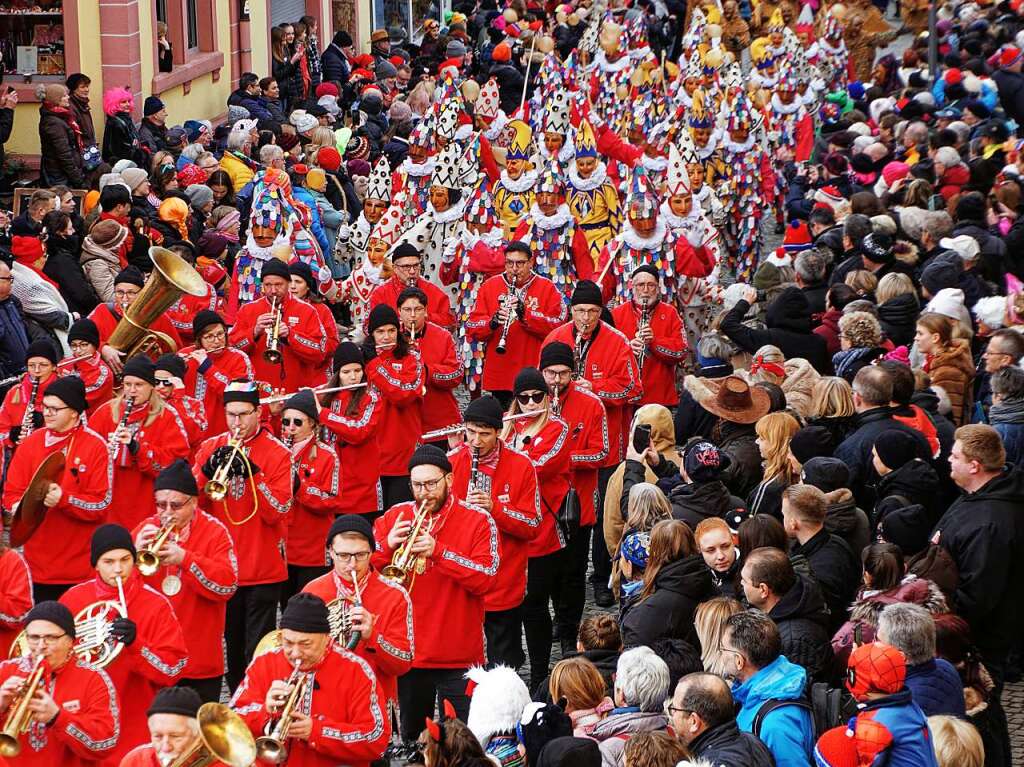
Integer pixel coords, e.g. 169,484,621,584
852,689,939,767
904,658,966,718
733,655,815,767
291,187,331,254
0,296,29,379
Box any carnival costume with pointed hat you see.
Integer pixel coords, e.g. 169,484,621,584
335,156,393,273
819,11,851,93
476,77,510,144
397,121,436,217
493,120,538,237
589,20,634,127
421,141,470,291
339,203,402,331
688,89,728,187
567,120,622,269
535,88,575,166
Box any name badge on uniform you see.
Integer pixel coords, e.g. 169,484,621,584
62,700,81,713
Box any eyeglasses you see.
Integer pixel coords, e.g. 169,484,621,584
718,644,742,658
394,262,421,271
154,379,175,388
516,392,546,406
201,330,227,343
42,405,71,415
410,477,445,492
0,276,14,283
25,633,66,645
664,701,690,718
280,417,306,427
331,551,371,563
506,259,530,267
114,290,140,301
155,499,191,511
226,410,256,420
69,341,92,352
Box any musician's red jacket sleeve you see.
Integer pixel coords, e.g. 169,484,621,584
0,549,32,658
365,351,424,475
288,440,341,568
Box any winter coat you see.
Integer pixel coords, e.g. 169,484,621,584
0,106,12,173
717,420,762,500
38,106,85,187
137,118,169,156
42,241,98,317
320,44,351,87
272,54,304,109
833,345,886,383
619,555,713,649
219,152,256,192
80,235,122,303
823,488,870,557
848,690,940,767
814,308,843,356
937,163,970,201
932,466,1024,666
769,572,833,681
801,281,828,322
668,480,746,531
952,219,1006,286
906,658,967,718
928,339,975,426
782,358,820,419
674,365,733,445
878,293,919,347
0,296,30,380
835,408,931,508
806,414,856,447
814,225,845,263
721,291,832,374
793,527,859,634
590,710,669,767
690,720,775,767
733,655,816,767
746,476,786,520
909,390,956,468
990,397,1024,467
875,458,940,523
102,112,144,165
532,647,620,703
831,576,947,676
489,63,526,114
68,94,97,147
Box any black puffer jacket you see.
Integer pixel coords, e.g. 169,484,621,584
877,293,920,347
620,555,713,649
823,489,871,558
102,112,144,165
793,528,860,634
716,421,762,500
38,106,84,187
720,290,832,374
768,572,833,681
875,458,940,524
668,480,746,530
952,219,1006,286
691,720,774,767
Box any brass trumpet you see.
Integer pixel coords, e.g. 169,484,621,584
205,428,246,502
137,520,175,577
254,662,310,764
380,499,431,589
263,297,283,364
0,655,45,757
168,702,257,767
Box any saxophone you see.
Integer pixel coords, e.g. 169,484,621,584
18,377,40,442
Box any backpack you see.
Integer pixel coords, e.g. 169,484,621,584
752,681,857,739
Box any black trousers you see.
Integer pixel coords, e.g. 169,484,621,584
280,563,330,612
178,676,223,704
32,583,73,603
485,606,524,670
380,474,413,511
552,524,593,654
397,667,470,742
589,466,616,591
522,549,566,691
224,582,281,692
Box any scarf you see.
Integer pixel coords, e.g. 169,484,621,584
749,354,785,378
45,103,85,152
215,210,241,242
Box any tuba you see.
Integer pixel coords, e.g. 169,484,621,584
0,655,45,757
137,520,175,577
380,499,431,591
167,702,257,767
107,247,207,359
254,662,310,764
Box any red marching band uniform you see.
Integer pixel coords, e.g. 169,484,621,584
180,346,254,440
60,571,189,766
88,397,191,530
369,276,455,330
303,569,414,702
159,387,207,451
87,302,182,351
230,644,390,767
60,354,114,415
287,437,342,570
371,495,499,669
0,550,33,658
610,299,687,407
544,322,642,467
0,654,120,767
552,381,609,527
448,442,541,615
229,293,327,388
413,322,462,435
506,416,573,558
319,387,383,515
366,349,424,478
468,274,566,392
164,284,219,347
0,372,54,450
2,423,112,587
131,509,238,687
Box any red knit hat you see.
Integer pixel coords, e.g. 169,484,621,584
492,42,512,62
11,235,44,264
943,68,962,85
813,727,859,767
315,82,339,99
1000,46,1023,68
783,220,812,251
317,147,342,172
353,54,374,68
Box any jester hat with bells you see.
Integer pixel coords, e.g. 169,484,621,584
475,77,501,122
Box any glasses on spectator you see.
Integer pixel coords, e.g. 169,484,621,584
0,276,13,284
664,701,689,718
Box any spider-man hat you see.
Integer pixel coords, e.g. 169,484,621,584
846,642,906,700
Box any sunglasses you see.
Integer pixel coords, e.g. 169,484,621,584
516,392,546,406
281,417,306,427
155,379,175,387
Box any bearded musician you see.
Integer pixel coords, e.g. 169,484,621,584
2,377,112,602
61,319,114,415
0,341,57,450
89,356,191,531
372,446,498,743
179,310,254,441
60,524,189,766
304,515,413,704
448,396,540,670
368,244,455,331
230,593,390,767
132,460,237,704
0,602,120,767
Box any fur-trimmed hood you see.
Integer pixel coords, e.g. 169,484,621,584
466,665,532,748
893,239,919,267
848,575,948,628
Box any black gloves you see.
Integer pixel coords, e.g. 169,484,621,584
201,446,260,480
110,617,137,646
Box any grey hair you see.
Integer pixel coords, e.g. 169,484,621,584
226,130,250,152
259,144,285,164
922,211,954,241
625,483,672,533
614,646,671,712
180,143,205,163
934,146,961,169
905,121,929,144
877,602,935,665
697,333,737,363
991,365,1024,399
794,250,827,284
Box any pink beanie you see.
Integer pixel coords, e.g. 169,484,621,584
881,161,911,187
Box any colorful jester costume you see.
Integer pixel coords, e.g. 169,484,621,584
566,120,621,272
493,120,537,238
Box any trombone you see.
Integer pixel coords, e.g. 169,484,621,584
205,428,246,502
168,702,257,767
263,297,283,364
0,654,45,757
254,661,310,764
137,520,175,577
380,499,431,590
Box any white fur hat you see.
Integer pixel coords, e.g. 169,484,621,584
465,665,532,748
722,282,750,312
973,295,1008,330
